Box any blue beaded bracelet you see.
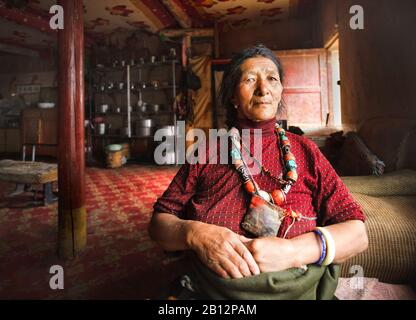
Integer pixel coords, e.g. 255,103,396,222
313,229,327,266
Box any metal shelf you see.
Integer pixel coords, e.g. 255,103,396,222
94,85,179,94
89,58,178,163
93,111,173,116
130,60,179,69
92,134,153,139
92,60,179,73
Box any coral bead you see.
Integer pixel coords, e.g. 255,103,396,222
287,170,298,182
271,189,286,205
251,195,266,207
244,181,255,194
284,153,295,162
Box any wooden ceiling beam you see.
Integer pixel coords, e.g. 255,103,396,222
160,28,214,38
0,5,54,34
160,0,192,28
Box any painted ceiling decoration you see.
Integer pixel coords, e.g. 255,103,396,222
0,0,316,53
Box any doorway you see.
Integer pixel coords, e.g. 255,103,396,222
327,38,342,128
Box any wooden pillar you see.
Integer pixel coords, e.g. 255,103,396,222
57,0,87,259
214,20,219,59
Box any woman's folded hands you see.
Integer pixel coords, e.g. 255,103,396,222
187,222,298,279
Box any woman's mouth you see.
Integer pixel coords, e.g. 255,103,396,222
253,101,271,106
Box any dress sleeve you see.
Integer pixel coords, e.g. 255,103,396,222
152,163,199,219
311,142,366,226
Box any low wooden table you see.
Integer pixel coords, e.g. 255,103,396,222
0,160,58,206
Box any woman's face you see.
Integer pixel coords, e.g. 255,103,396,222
232,56,283,122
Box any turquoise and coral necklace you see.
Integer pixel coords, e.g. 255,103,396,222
230,123,316,237
230,123,298,206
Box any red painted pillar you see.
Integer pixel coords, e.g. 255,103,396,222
57,0,87,259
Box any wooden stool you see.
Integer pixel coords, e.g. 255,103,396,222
0,160,58,206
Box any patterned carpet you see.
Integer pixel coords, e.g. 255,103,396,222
0,164,185,299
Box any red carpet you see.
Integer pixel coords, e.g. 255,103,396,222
0,164,185,299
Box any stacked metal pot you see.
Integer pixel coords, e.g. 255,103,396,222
135,118,153,137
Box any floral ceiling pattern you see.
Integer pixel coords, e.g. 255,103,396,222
0,0,315,52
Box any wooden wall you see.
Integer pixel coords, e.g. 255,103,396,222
318,0,416,129
219,17,319,58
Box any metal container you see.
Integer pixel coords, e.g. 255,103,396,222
137,118,153,127
98,123,106,135
146,104,160,113
98,104,109,113
136,126,152,137
151,80,159,89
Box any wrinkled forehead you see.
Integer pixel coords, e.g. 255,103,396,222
239,56,279,75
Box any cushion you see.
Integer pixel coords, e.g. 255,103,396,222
397,128,416,170
341,169,416,197
336,132,385,176
340,193,416,285
358,118,416,172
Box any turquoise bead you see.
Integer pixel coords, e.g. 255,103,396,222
286,160,297,169
231,149,241,160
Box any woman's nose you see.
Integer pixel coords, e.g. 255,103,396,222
255,79,270,96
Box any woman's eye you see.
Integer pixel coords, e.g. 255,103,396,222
246,78,255,83
270,76,279,82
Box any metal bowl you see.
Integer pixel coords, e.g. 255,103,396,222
38,102,55,109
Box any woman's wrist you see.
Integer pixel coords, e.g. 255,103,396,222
289,232,322,267
287,239,303,268
184,220,204,250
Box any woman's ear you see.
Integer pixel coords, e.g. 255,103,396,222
230,95,238,107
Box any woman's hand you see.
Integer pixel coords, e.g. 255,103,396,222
241,236,299,273
186,221,261,279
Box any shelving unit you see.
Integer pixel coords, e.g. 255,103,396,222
89,58,181,162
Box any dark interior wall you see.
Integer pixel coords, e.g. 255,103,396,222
319,0,416,128
0,52,56,74
318,0,338,46
219,18,319,58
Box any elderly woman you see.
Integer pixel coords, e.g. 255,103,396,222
149,44,368,300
